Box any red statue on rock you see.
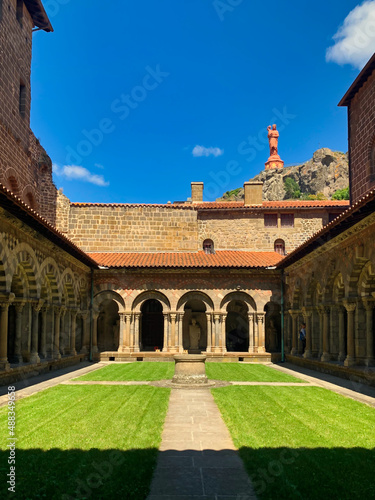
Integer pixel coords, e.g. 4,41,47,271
265,124,284,170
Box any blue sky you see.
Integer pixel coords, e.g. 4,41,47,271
30,0,375,203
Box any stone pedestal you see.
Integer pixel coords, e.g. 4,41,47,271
265,154,284,170
172,354,208,385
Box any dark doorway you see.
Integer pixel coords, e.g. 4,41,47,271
97,299,120,351
141,299,163,351
226,301,249,352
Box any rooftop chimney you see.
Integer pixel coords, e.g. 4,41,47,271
244,181,263,206
191,182,204,203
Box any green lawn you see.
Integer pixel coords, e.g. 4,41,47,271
212,386,375,500
76,362,175,381
76,362,303,383
0,385,170,499
206,363,303,382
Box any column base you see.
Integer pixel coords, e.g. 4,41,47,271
303,350,313,359
29,353,40,364
53,351,61,360
320,352,330,362
69,349,77,356
39,352,47,359
290,348,298,356
258,347,266,354
344,356,356,367
14,354,23,364
133,347,140,353
118,347,131,354
80,346,89,354
213,347,221,353
0,360,10,371
365,358,375,367
92,346,99,354
338,353,346,362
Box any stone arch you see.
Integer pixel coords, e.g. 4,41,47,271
358,261,375,297
39,258,61,303
10,264,28,298
348,258,369,298
177,291,214,312
11,243,39,298
4,168,21,197
220,292,256,312
225,299,249,352
94,290,125,313
133,291,170,313
332,274,346,302
22,185,38,211
60,269,77,307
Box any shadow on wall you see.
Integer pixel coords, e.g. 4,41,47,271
0,447,374,499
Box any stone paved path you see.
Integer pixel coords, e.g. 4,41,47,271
147,389,256,499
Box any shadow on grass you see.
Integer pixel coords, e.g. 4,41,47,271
1,447,375,499
239,446,375,500
0,448,158,499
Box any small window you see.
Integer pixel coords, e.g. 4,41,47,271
203,239,214,255
274,239,285,255
16,0,23,25
280,213,294,227
19,82,26,117
264,214,278,227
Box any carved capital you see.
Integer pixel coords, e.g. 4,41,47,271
256,314,264,324
362,298,375,312
343,300,356,313
301,307,312,319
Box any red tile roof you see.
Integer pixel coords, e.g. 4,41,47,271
72,200,349,210
88,251,283,269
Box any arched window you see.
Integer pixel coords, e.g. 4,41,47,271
7,176,20,196
274,239,285,255
203,239,215,255
25,192,36,210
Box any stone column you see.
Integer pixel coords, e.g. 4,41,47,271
206,313,212,353
321,306,331,362
59,308,66,355
363,299,374,367
92,311,99,353
302,308,313,359
118,313,128,353
213,314,221,353
177,313,183,353
14,303,25,363
69,311,77,355
162,313,169,352
53,307,62,360
289,310,298,356
317,306,324,358
125,313,132,352
221,313,227,353
338,305,346,362
169,313,177,353
30,302,42,364
257,313,266,353
344,301,356,367
133,313,140,352
0,302,11,370
39,306,48,359
248,313,254,353
80,312,89,354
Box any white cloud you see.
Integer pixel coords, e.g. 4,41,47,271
192,145,224,157
94,163,105,169
53,164,109,187
326,1,375,69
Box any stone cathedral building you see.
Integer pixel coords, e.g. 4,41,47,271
0,1,374,386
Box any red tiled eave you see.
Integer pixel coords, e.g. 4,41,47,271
88,251,283,269
71,200,350,210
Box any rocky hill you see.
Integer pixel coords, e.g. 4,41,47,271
220,148,349,201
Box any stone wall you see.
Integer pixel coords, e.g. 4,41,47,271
0,2,57,224
67,205,199,252
198,210,332,254
348,68,375,203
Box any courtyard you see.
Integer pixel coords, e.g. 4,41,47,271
1,362,374,499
